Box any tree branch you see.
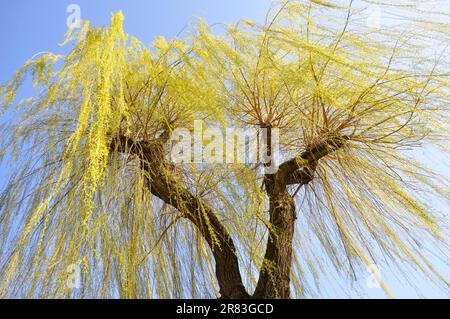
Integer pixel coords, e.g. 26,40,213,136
254,133,348,298
110,134,250,299
277,134,349,187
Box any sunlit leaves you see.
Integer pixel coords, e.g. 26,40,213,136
0,1,449,298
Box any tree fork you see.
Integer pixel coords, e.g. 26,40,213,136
111,133,347,299
254,133,348,298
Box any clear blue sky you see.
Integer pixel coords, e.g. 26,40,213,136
0,0,448,299
0,0,272,83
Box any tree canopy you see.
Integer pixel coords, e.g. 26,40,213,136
0,0,449,298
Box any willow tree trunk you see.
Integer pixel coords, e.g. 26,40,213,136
254,184,296,298
112,133,346,299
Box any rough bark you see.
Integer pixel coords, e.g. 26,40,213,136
254,133,348,298
111,134,250,299
111,133,347,299
149,171,250,298
253,175,296,298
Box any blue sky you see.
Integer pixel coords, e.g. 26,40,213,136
0,0,448,298
0,0,272,83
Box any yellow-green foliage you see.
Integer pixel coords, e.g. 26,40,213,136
0,1,449,298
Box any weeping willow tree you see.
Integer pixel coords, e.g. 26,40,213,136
0,0,449,299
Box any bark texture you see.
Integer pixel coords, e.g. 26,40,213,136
111,133,347,299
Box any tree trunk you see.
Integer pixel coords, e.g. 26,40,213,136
253,175,296,298
149,175,250,299
111,134,250,299
112,133,347,299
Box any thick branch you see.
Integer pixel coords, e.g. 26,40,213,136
111,134,249,299
277,134,349,187
254,134,348,298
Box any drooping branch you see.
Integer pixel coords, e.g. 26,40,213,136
110,134,250,299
